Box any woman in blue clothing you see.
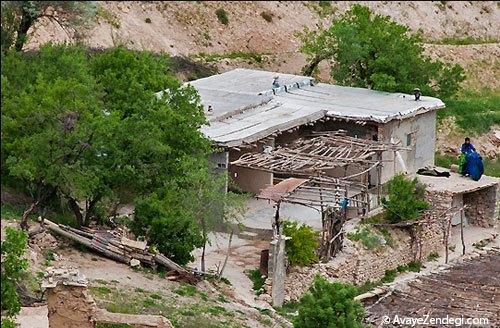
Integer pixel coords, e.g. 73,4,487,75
461,137,476,154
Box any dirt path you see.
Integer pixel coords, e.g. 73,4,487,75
191,232,272,308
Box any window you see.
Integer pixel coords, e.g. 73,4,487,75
406,133,412,147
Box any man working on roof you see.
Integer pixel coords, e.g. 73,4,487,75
461,137,476,154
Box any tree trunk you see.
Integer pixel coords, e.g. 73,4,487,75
217,229,234,278
200,217,206,272
20,201,39,231
302,56,324,77
84,193,103,223
14,8,38,52
67,197,84,227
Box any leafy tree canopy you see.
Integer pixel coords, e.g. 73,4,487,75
298,4,464,98
1,44,212,229
1,1,96,52
294,275,365,328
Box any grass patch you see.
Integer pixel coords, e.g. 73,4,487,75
427,251,440,262
215,8,229,25
246,268,266,295
347,226,384,250
377,227,394,247
274,301,299,321
173,283,198,297
193,51,263,63
306,1,337,18
1,202,23,220
439,90,500,134
150,293,162,300
428,36,499,45
97,5,121,28
435,153,500,177
449,245,456,252
96,324,133,328
356,261,422,294
91,286,112,297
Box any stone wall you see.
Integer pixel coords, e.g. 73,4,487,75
283,222,443,301
463,184,499,227
426,185,500,228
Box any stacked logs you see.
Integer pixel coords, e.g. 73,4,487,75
43,219,199,284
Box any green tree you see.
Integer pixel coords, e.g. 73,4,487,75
381,173,429,223
294,275,365,328
1,1,96,52
283,220,320,267
1,227,28,327
1,44,104,229
298,5,464,98
131,190,205,265
2,45,214,229
131,168,248,267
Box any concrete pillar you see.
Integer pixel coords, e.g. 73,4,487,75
270,235,290,307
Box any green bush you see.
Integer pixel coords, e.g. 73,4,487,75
260,11,273,22
282,221,319,267
427,251,440,261
346,226,383,250
247,268,266,295
1,227,28,326
294,275,365,328
215,8,228,25
381,174,429,223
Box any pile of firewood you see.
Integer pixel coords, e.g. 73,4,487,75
43,219,199,284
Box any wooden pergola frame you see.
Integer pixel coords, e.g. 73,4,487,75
231,130,410,213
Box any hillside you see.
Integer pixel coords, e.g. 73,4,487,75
26,1,500,84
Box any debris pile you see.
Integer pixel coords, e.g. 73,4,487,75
43,219,199,283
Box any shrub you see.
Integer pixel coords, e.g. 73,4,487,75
1,227,28,327
294,275,365,328
260,11,273,22
282,221,319,266
427,251,440,262
346,226,384,250
381,174,429,223
247,268,266,295
145,17,152,23
215,8,228,25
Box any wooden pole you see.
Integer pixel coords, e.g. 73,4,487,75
460,208,466,255
445,217,451,264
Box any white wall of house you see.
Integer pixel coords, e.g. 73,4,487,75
379,111,437,183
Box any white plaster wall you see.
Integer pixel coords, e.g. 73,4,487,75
380,111,437,183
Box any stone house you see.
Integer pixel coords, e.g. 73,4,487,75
186,68,444,195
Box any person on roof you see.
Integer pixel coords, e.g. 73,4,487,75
460,137,476,154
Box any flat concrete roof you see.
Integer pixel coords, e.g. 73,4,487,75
418,169,499,194
182,68,445,147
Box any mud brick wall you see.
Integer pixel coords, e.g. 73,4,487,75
284,222,443,301
46,284,96,328
463,184,499,227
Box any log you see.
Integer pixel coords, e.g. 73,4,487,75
44,219,199,283
154,253,199,283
